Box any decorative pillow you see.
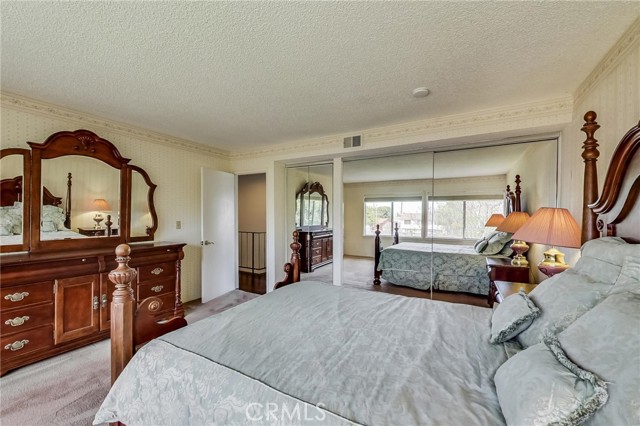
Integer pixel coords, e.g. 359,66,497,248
41,205,66,231
482,231,513,255
41,220,57,232
0,206,22,234
490,289,540,344
495,334,608,426
498,243,513,257
0,220,13,236
574,237,639,284
557,292,640,426
516,269,611,348
473,238,489,253
609,255,640,295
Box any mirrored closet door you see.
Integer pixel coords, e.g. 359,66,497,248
286,163,334,284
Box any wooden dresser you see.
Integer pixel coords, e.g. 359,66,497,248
0,242,185,376
298,229,333,273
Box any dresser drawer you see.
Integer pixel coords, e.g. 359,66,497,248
137,292,176,317
311,247,322,257
312,240,322,249
1,281,53,310
2,325,54,361
1,303,53,334
138,262,176,283
137,278,175,300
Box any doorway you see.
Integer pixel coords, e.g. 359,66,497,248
238,173,267,294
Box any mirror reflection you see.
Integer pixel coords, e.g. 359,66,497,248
40,156,119,240
342,139,558,301
131,170,153,237
0,154,25,246
286,163,333,283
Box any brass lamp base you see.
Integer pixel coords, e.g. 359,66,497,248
537,247,569,277
510,240,529,266
93,214,104,229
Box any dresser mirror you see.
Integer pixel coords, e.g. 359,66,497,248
129,165,158,241
295,181,330,229
40,155,120,240
0,149,31,252
0,129,158,253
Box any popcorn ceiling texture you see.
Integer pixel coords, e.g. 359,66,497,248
0,107,229,303
1,2,638,150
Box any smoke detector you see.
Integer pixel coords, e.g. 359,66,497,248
412,87,430,98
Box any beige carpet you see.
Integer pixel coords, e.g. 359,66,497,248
0,289,259,426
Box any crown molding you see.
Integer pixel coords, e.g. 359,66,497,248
1,92,230,159
230,96,573,160
574,17,640,105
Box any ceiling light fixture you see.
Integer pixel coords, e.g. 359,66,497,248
412,87,430,98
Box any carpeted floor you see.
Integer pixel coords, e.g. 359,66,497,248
0,289,259,426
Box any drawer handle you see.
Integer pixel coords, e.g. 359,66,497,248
151,285,164,293
5,339,29,351
5,316,30,327
102,294,108,308
151,268,164,275
93,296,99,310
4,292,29,302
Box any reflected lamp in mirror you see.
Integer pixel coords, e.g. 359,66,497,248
512,207,581,277
90,199,111,229
496,211,531,266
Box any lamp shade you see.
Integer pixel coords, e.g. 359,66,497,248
496,211,530,234
91,199,111,211
484,213,506,227
512,207,581,248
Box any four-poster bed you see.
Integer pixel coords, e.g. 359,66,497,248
98,111,639,426
372,176,526,295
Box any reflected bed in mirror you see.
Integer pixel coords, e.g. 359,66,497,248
1,149,30,250
41,156,120,240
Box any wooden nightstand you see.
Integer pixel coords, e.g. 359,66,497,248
493,281,538,304
77,227,119,237
486,257,531,305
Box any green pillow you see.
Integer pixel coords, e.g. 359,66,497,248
490,289,540,344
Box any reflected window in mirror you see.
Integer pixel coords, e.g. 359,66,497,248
40,155,120,240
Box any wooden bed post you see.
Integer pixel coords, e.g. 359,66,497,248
514,175,522,212
64,172,72,229
581,111,601,244
393,222,400,245
374,224,382,285
274,231,301,289
109,244,137,384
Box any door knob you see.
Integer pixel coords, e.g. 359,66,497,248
202,240,214,246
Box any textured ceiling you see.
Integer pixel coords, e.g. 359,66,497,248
1,2,638,151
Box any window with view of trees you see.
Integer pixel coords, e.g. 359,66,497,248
428,197,503,240
364,197,422,237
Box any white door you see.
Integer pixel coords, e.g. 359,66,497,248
201,168,237,303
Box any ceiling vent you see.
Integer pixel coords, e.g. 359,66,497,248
343,135,362,149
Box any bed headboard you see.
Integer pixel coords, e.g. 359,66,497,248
505,174,522,214
581,111,640,243
0,173,72,227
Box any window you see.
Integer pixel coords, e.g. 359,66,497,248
428,197,503,240
364,197,422,237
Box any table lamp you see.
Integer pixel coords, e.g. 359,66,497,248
496,211,531,266
485,213,506,228
512,207,581,277
90,199,111,229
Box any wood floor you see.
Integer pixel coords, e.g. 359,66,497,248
239,271,266,294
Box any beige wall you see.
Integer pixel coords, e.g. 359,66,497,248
238,173,266,233
559,20,639,265
0,104,229,303
506,139,559,282
344,175,507,257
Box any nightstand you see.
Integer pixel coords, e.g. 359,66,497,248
486,257,531,305
77,227,119,237
493,281,538,304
